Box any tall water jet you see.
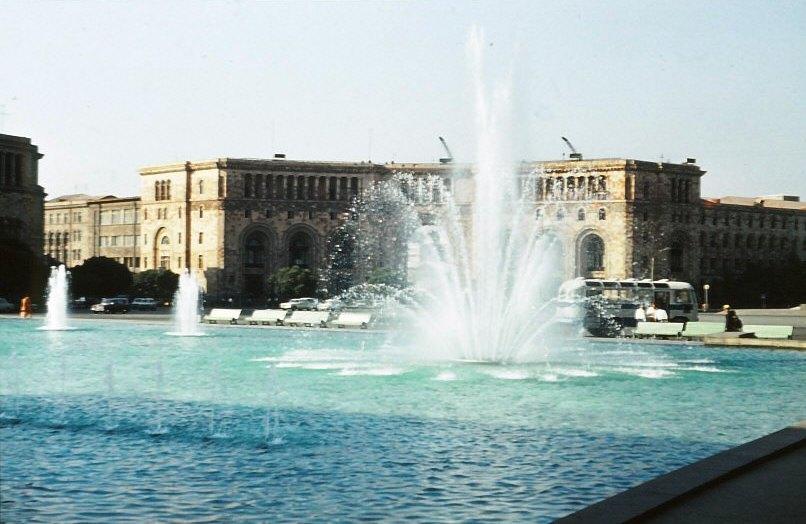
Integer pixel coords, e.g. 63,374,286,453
41,265,72,331
327,28,565,363
404,29,563,362
169,269,203,336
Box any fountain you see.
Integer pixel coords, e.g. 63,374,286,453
40,265,73,331
169,269,204,336
328,29,563,363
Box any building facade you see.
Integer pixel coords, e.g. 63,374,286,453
43,156,805,303
44,194,142,271
0,134,44,255
528,158,805,290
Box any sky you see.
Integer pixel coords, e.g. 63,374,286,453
2,1,804,199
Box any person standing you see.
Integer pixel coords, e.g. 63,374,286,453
19,296,31,319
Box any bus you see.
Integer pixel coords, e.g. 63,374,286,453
556,278,699,336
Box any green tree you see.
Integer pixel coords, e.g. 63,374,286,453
132,269,179,304
0,242,52,303
70,256,132,298
268,266,317,303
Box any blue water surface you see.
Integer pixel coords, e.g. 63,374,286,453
1,319,804,522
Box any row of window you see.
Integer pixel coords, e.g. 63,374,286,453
242,208,341,221
527,175,608,201
99,208,138,225
48,211,82,225
45,249,81,261
0,151,24,187
99,235,138,247
243,173,360,201
701,212,798,230
537,207,607,221
46,231,81,244
698,231,801,250
156,255,205,270
669,179,692,203
155,180,171,201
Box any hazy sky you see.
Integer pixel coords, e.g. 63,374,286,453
2,1,804,199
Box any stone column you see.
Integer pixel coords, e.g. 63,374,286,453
8,153,15,186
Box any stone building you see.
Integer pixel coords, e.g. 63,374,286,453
0,133,44,255
44,194,142,271
137,158,385,303
43,155,805,303
528,158,806,290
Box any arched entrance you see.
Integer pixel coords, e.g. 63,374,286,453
288,230,314,268
241,229,272,303
578,233,605,278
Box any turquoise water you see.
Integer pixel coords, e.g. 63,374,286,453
1,318,804,521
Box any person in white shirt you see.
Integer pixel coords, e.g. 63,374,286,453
634,305,647,323
645,303,657,322
654,307,669,322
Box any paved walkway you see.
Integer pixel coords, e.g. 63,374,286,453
558,421,806,523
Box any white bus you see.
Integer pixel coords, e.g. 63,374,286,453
556,278,699,336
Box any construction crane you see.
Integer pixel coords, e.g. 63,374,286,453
561,136,583,160
438,136,453,164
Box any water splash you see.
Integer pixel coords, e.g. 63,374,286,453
168,270,204,336
40,265,73,331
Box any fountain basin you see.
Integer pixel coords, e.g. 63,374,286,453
1,319,804,521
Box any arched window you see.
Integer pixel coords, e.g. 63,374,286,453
254,174,262,199
598,208,606,220
577,209,585,221
166,181,171,200
244,232,267,268
160,235,170,245
555,209,565,221
289,231,313,267
582,235,605,272
154,181,160,200
198,206,204,218
198,180,204,194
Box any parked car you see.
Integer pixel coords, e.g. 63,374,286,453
70,296,90,310
131,298,158,311
91,298,130,314
0,298,15,313
279,297,319,311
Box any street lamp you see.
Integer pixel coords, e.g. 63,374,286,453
703,283,710,311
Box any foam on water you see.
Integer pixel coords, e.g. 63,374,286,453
679,366,730,373
486,368,530,380
435,371,458,381
614,367,676,379
557,368,599,378
337,367,406,376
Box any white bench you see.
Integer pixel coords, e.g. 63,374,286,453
744,325,794,340
286,310,330,327
247,309,288,326
332,312,372,329
203,308,242,324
